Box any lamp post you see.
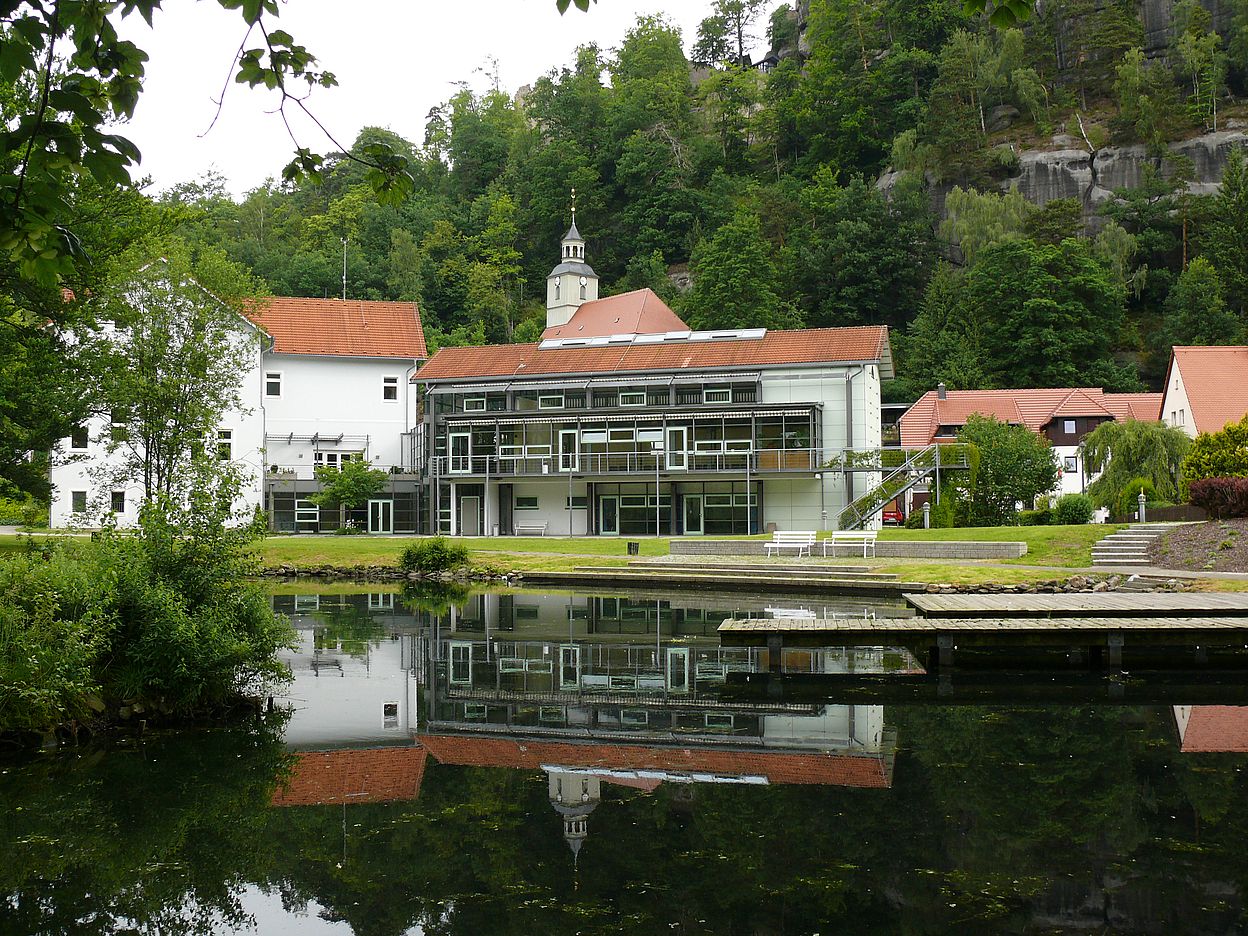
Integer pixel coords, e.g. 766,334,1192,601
1138,490,1147,524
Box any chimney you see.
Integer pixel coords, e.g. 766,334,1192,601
937,382,947,400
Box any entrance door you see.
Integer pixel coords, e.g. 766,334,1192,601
683,494,703,535
666,427,687,470
599,495,619,535
666,647,690,693
460,496,480,535
558,429,578,472
449,432,471,474
368,499,393,534
559,644,581,689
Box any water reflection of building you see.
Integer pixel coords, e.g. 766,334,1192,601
1173,706,1248,752
274,587,901,864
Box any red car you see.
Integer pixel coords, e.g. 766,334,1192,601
882,509,905,526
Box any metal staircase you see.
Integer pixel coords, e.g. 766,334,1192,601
833,444,970,531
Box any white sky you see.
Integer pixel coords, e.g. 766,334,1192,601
118,1,780,199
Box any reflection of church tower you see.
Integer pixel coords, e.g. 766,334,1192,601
545,189,599,330
548,769,601,865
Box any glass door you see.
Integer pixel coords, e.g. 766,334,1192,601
683,494,703,535
599,495,619,535
559,644,581,689
666,647,689,693
558,429,578,472
368,499,393,533
666,426,687,470
449,432,471,473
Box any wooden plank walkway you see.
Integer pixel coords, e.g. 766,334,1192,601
904,592,1248,618
720,616,1248,634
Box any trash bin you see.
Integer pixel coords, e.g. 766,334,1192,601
627,541,640,555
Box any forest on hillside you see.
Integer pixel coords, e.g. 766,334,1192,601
161,0,1248,399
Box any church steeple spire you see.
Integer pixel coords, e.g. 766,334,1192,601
547,188,598,330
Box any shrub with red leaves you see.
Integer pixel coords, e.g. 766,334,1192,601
1188,478,1248,518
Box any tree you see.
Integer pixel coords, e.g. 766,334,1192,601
1181,413,1248,490
1165,258,1243,346
962,238,1126,388
694,0,768,67
311,458,388,513
1081,419,1192,508
956,414,1059,525
1172,0,1228,130
684,211,801,331
1199,146,1248,315
940,186,1034,265
893,263,989,397
91,249,262,505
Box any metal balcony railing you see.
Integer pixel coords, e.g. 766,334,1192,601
430,448,824,477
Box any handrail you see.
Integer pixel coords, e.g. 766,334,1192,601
833,444,971,530
430,448,823,477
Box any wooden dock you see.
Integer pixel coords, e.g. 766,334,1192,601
903,591,1248,618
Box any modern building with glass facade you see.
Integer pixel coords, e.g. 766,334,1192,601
414,221,893,536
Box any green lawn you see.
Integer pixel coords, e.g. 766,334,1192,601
0,523,1127,583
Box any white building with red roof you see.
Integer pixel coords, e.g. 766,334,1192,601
899,384,1162,497
414,217,893,536
51,293,427,532
1161,346,1248,437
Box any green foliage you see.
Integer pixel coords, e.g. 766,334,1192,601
685,210,801,330
0,489,292,733
398,537,470,574
0,497,48,528
1052,492,1094,524
1116,476,1158,516
955,414,1059,525
961,238,1126,388
311,459,388,512
1112,48,1182,152
1165,257,1242,345
940,187,1033,265
1181,413,1248,491
1018,507,1052,525
1081,418,1191,508
1199,146,1248,315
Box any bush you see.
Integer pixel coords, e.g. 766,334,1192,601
1189,477,1248,518
1181,413,1248,491
1052,493,1094,525
1018,508,1052,526
399,536,469,574
1116,477,1156,517
0,496,48,527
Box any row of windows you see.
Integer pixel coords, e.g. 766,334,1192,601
452,385,753,414
264,372,401,402
69,490,128,514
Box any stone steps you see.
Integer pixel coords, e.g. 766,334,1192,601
1091,523,1171,566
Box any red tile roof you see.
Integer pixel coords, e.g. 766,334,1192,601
417,733,891,788
1177,706,1248,753
247,297,426,359
1167,346,1248,434
542,288,689,340
416,326,891,382
271,747,428,806
899,388,1163,447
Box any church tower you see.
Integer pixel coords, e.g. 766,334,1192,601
546,190,598,330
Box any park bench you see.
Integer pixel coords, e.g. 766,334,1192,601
513,521,548,536
823,529,878,558
764,530,817,557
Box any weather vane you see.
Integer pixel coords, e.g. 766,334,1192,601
570,187,577,222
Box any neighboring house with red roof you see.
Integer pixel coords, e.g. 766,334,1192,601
1172,706,1248,752
899,384,1163,498
1161,346,1248,437
415,216,893,536
51,292,427,532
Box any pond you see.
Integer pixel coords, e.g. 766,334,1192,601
2,584,1247,935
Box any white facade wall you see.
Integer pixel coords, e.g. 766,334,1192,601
1161,362,1197,437
49,325,265,529
758,362,882,530
262,353,421,478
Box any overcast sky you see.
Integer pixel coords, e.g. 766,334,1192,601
118,1,781,199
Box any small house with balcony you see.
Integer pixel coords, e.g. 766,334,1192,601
248,297,427,534
413,220,892,536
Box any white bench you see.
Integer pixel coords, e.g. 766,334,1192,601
823,530,877,558
513,521,547,536
764,530,817,557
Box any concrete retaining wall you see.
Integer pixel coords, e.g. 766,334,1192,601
669,539,1027,559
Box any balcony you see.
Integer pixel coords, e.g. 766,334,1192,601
430,448,824,478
